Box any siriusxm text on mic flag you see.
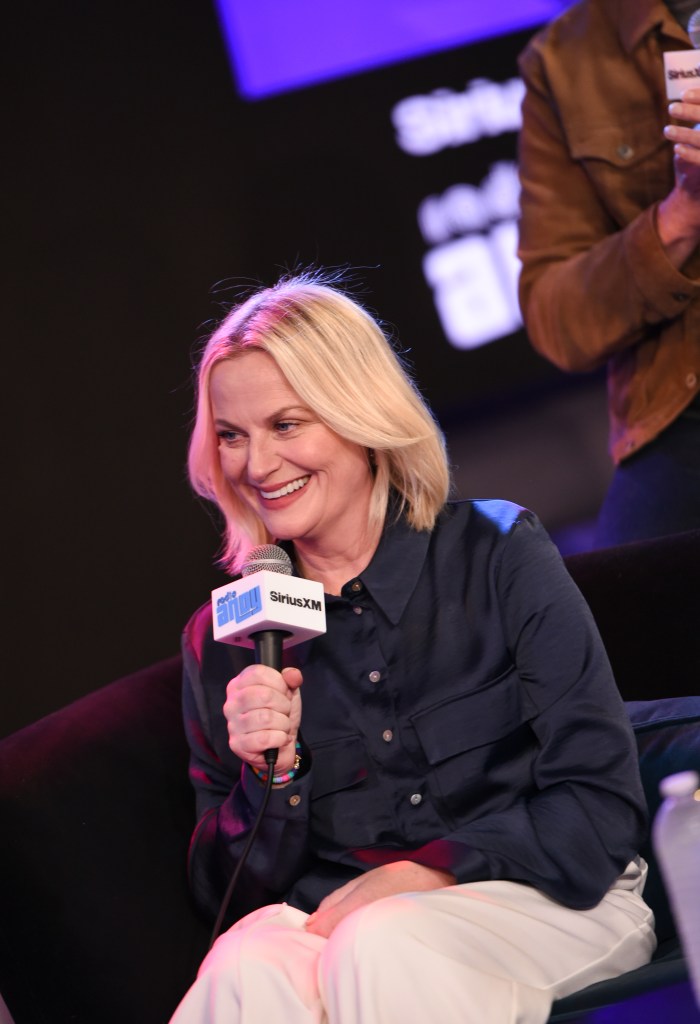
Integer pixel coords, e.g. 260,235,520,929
663,49,700,100
212,571,326,648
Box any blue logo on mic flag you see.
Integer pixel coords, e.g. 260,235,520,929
216,586,262,627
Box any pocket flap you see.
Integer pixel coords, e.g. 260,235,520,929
410,670,525,765
310,734,370,799
568,120,663,169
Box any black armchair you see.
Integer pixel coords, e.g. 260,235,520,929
1,530,699,1024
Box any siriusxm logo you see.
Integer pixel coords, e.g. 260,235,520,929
216,586,262,627
668,66,700,79
270,590,323,610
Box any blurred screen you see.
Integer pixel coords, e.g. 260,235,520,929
212,2,573,419
215,0,568,99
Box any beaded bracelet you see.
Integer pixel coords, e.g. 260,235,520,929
250,741,303,786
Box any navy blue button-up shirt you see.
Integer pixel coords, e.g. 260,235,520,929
183,500,646,924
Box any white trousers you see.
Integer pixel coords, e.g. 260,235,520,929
170,860,656,1024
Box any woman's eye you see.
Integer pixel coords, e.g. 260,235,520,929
275,421,298,434
217,429,243,446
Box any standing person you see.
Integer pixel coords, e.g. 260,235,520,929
518,0,700,546
170,273,655,1024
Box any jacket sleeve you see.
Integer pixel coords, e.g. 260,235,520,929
182,621,313,923
411,513,648,909
517,41,698,373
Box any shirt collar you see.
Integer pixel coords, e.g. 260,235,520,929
610,0,687,52
282,500,434,626
353,511,431,625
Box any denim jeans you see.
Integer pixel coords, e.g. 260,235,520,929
595,400,700,547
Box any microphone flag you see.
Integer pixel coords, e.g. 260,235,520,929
663,9,700,100
212,570,326,649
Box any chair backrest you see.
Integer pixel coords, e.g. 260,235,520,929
564,529,700,702
627,697,700,946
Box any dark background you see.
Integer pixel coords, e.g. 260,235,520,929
4,1,608,738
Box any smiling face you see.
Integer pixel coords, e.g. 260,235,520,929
210,349,376,559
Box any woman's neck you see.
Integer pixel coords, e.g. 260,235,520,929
293,521,383,596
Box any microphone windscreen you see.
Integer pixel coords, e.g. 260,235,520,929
689,8,700,48
242,545,293,576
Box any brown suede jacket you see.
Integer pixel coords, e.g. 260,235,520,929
518,0,700,463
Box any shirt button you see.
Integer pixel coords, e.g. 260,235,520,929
686,372,698,388
350,580,363,592
353,606,363,615
409,793,423,806
672,292,690,302
382,729,393,742
369,670,381,683
617,143,634,159
288,794,301,807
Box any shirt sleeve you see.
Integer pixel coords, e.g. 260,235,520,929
182,623,314,923
517,41,700,374
410,513,648,909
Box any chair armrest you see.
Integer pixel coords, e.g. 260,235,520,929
0,655,210,1024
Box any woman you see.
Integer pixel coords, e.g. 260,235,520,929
172,272,655,1023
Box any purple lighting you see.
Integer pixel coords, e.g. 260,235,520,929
214,0,570,99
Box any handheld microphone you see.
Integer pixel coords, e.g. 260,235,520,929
211,543,326,767
689,9,700,49
663,9,700,100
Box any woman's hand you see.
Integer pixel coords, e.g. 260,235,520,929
658,88,700,266
304,861,455,939
223,663,303,774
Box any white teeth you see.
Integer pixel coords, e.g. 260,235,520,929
261,476,310,500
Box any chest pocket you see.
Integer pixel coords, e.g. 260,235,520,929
568,120,670,222
410,667,534,818
308,735,378,851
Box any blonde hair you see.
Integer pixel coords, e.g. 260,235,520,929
188,271,451,573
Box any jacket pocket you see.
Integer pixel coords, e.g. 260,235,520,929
567,120,668,218
310,734,370,799
410,668,534,818
308,735,378,850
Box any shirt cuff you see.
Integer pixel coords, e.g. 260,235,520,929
409,838,491,883
240,761,312,817
625,204,700,319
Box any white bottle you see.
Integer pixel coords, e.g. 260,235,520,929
652,770,700,1009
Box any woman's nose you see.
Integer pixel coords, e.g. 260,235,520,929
246,434,281,483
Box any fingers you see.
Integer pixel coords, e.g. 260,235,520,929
313,877,362,916
304,863,458,938
665,122,700,168
305,893,354,938
665,123,700,147
281,666,303,690
223,663,303,767
670,87,700,122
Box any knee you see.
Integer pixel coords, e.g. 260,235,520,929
320,895,418,982
197,927,245,982
198,903,293,979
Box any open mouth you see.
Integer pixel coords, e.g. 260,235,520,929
260,475,310,500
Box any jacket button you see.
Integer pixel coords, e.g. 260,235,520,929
288,794,301,807
409,793,423,806
382,729,393,743
369,670,381,683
